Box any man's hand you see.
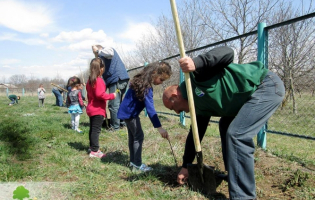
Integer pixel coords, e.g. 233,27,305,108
179,56,196,73
92,45,99,58
177,167,189,185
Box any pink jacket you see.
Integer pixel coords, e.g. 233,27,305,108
86,77,115,117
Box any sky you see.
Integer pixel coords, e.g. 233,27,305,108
0,0,183,82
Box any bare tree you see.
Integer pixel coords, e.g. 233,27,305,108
132,0,212,85
51,72,66,85
199,0,280,63
26,75,41,96
9,74,27,87
0,76,6,84
267,1,315,113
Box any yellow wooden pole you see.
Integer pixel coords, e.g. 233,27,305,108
169,0,201,153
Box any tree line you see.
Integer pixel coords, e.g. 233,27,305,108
3,0,315,113
121,0,315,113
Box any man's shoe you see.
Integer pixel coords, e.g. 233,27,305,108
107,127,118,132
216,173,228,181
120,124,127,129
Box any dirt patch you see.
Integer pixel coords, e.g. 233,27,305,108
204,148,315,199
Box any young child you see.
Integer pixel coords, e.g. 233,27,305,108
67,77,86,133
8,94,20,106
117,61,172,172
38,84,46,107
86,58,116,158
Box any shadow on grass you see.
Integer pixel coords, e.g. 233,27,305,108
80,122,90,128
0,118,33,160
122,163,227,199
63,123,72,129
68,142,89,152
101,150,129,166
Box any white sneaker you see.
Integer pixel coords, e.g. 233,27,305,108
130,162,153,172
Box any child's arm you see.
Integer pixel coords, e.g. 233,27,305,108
94,78,116,100
157,127,169,139
66,95,70,108
144,89,169,139
77,91,86,108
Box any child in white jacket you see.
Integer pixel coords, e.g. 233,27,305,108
38,84,46,107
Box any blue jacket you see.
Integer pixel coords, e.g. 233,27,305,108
117,87,161,128
100,49,129,86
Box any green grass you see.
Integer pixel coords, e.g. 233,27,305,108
0,95,314,199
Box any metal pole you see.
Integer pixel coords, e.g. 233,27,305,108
257,22,267,149
180,69,185,125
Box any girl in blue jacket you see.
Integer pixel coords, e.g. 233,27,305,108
117,61,172,172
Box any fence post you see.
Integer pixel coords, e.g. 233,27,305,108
22,88,25,96
257,22,267,149
6,88,9,96
179,68,185,125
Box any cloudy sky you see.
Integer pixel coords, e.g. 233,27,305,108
0,0,181,81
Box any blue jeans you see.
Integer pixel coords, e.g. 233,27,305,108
108,79,128,130
219,71,285,199
52,89,63,107
9,98,16,104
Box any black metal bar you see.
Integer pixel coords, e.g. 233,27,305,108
157,111,315,141
266,130,315,141
127,13,315,72
265,12,315,31
133,13,315,140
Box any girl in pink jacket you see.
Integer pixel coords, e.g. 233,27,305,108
86,58,116,158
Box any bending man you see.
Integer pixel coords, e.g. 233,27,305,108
162,46,285,200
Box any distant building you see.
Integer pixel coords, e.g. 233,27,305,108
0,83,18,89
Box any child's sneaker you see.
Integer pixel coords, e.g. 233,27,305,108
76,128,83,133
89,150,106,158
130,162,153,173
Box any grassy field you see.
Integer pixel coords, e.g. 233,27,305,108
0,95,314,200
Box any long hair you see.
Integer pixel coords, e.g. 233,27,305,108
69,76,81,88
130,61,172,101
89,58,104,87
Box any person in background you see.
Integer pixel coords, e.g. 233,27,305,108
67,77,86,133
67,75,86,104
8,94,20,106
86,58,116,158
52,84,67,107
162,46,285,200
117,61,171,173
38,84,46,107
92,45,129,131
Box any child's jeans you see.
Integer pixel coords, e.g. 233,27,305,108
71,113,81,131
38,99,45,107
9,98,15,104
125,116,144,167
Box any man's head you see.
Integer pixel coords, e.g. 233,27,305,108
92,45,103,58
162,85,189,114
17,96,20,100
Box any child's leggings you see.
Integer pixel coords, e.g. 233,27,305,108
38,99,45,107
71,113,81,131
